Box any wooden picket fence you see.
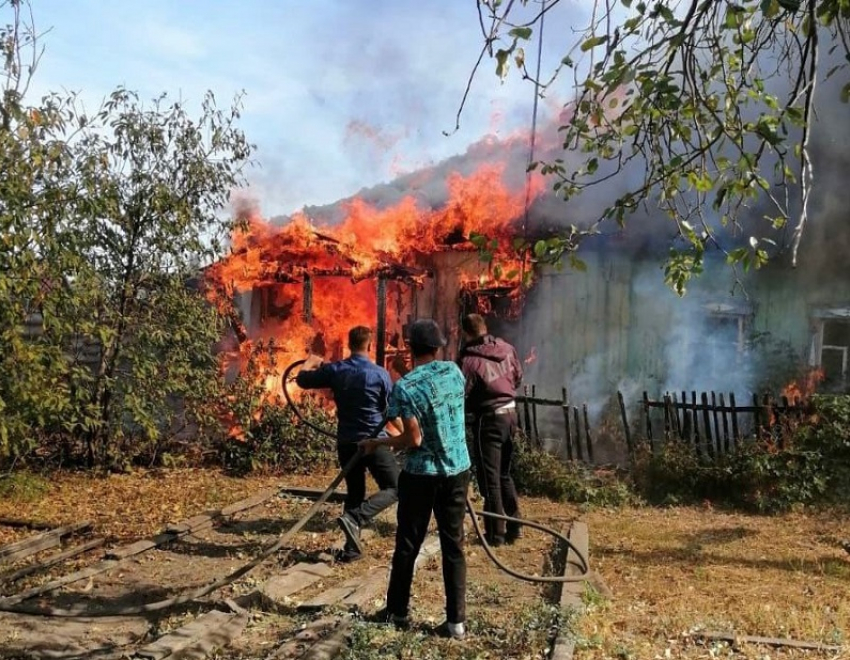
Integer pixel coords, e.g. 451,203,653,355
515,385,596,464
515,385,810,466
637,390,807,457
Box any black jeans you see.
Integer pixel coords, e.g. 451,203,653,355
337,442,399,526
471,411,521,541
386,469,470,624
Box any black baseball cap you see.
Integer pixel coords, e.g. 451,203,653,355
408,319,447,349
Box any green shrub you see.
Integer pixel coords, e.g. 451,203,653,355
632,394,850,512
220,397,336,475
511,432,636,507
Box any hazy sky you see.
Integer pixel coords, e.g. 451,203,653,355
28,1,586,217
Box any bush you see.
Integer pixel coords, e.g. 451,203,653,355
220,397,337,475
511,431,636,507
632,394,850,512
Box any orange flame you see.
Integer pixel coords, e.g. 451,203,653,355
781,368,824,403
204,162,546,435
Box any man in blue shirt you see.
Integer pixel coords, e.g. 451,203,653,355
360,319,471,640
296,326,399,562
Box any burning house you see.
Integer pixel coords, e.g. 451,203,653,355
206,86,850,442
204,148,546,400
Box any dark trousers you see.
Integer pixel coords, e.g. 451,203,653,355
471,412,521,541
386,469,470,624
337,442,399,526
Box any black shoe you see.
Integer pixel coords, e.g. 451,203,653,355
484,534,505,548
505,523,522,544
434,621,466,640
371,607,410,630
338,547,362,563
337,514,363,555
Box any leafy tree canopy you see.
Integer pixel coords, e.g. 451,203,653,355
0,0,253,465
464,0,850,294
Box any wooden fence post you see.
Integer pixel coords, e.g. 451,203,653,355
642,391,654,453
531,384,541,449
691,391,702,457
573,407,584,462
617,390,633,457
718,392,731,453
582,404,594,464
562,387,574,461
729,392,740,445
701,392,714,458
710,392,721,455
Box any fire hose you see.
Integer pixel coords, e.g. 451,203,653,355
280,359,589,585
0,360,587,618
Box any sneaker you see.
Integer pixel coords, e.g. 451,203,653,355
434,620,466,640
338,546,362,563
371,607,410,630
337,514,363,555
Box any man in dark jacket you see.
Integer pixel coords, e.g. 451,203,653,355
458,313,523,546
296,326,399,561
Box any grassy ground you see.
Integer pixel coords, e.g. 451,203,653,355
1,469,849,659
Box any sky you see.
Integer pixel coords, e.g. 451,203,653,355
28,1,588,218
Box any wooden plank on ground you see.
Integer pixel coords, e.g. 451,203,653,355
135,609,248,660
339,566,387,610
105,532,178,560
692,631,843,653
300,621,352,660
165,511,221,534
301,534,438,612
551,521,590,660
0,537,105,585
299,582,358,611
268,617,342,660
0,612,151,659
278,486,347,504
0,559,120,606
257,562,333,610
0,521,91,564
220,487,279,516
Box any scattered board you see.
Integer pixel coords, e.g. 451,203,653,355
0,521,91,565
135,609,249,660
551,521,590,660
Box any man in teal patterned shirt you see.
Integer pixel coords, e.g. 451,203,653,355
359,319,471,640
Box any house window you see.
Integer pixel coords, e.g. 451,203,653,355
815,315,850,390
700,304,749,380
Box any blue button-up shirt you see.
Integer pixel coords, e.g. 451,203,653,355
295,354,393,444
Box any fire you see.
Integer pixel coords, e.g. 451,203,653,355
781,368,824,403
204,162,546,430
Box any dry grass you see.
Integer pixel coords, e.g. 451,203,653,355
1,469,849,659
581,505,850,659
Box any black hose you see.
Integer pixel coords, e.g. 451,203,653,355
284,359,589,583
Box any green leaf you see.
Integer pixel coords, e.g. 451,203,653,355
508,27,533,40
495,49,511,79
580,35,609,52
